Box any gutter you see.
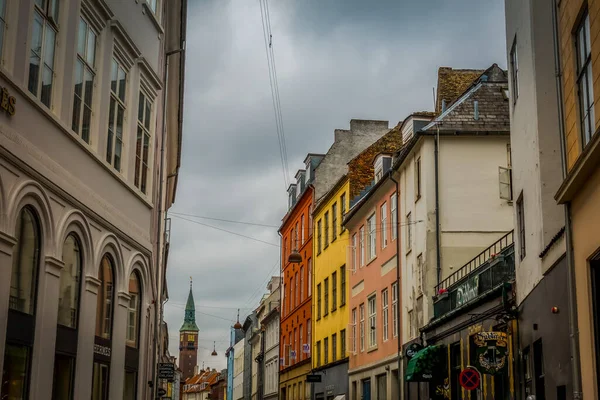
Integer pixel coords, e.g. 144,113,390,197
552,1,583,398
434,124,441,286
389,170,403,400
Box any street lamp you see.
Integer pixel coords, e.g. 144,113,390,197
234,309,242,329
211,341,218,356
288,249,302,264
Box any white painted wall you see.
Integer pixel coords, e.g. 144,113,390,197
233,339,245,400
504,0,566,303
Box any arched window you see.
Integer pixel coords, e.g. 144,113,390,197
126,272,141,348
2,206,41,400
9,206,41,314
58,234,82,328
95,255,114,339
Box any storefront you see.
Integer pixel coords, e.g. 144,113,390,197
406,236,517,399
312,359,349,400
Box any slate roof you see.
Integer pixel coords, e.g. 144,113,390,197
425,64,509,133
435,67,485,114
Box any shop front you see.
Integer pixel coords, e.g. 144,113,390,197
406,233,517,399
312,359,349,400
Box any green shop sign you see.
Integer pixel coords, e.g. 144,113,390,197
473,331,508,375
456,275,479,307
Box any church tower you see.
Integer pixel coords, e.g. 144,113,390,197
179,278,199,381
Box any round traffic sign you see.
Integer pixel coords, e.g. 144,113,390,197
459,367,480,390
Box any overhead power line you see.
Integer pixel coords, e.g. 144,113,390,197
169,211,280,228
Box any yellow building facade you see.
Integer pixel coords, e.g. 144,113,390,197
311,177,350,396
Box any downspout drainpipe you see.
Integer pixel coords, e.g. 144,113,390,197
389,171,403,400
552,1,583,398
434,127,442,285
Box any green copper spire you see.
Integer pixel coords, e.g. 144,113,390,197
180,277,199,332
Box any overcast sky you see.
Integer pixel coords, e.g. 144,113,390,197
164,0,507,370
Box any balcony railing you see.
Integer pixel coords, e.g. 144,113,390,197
433,230,515,319
435,230,514,292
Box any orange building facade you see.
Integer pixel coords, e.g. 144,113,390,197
555,0,600,398
344,156,400,400
279,155,323,400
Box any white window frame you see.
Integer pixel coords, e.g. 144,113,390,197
301,214,305,245
406,212,412,252
510,37,519,104
135,90,153,193
391,193,397,240
352,234,357,272
381,202,387,249
382,288,389,342
367,213,376,260
359,226,365,266
359,303,365,352
300,266,304,302
29,0,59,108
351,308,357,353
72,17,97,143
106,57,128,171
576,13,595,146
368,295,376,348
392,282,398,338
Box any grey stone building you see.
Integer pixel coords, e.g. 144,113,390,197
0,0,186,399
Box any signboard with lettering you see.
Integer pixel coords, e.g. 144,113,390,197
473,331,508,375
94,344,111,357
306,374,321,383
0,87,15,116
456,276,479,307
158,363,175,381
405,343,423,359
302,343,310,354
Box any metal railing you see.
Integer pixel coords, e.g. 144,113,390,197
435,230,514,292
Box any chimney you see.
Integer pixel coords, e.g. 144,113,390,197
334,129,349,143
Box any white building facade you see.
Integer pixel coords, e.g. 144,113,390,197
260,277,281,400
233,338,245,400
0,0,186,399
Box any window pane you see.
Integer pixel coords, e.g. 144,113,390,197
135,127,142,187
82,106,91,144
123,371,137,399
10,208,40,315
86,30,96,66
83,68,94,106
51,354,74,400
110,60,118,94
126,273,140,347
95,256,114,339
31,13,43,56
91,362,109,400
58,235,81,328
77,18,86,57
138,93,144,122
44,27,56,69
72,61,83,133
145,99,151,130
1,344,30,399
49,0,59,22
118,67,126,102
41,65,53,107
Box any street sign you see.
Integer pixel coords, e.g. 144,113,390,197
459,368,480,391
158,363,175,381
157,388,167,396
306,374,322,383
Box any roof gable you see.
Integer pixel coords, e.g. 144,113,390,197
435,67,484,114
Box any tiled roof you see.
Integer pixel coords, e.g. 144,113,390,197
435,67,485,114
425,64,509,132
184,370,221,393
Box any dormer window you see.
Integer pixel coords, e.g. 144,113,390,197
374,155,392,183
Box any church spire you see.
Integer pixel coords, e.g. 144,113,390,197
180,277,199,332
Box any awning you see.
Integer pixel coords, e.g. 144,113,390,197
333,395,346,400
405,345,445,382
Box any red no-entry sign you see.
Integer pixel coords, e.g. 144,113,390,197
459,367,480,390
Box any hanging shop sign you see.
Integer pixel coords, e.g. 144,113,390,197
456,275,479,307
473,331,509,374
94,343,111,357
405,342,424,359
0,87,15,116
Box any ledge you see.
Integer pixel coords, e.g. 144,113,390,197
142,2,165,35
556,129,600,203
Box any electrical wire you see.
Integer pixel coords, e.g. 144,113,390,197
169,211,280,228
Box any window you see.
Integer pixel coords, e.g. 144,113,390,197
123,371,137,400
324,278,329,316
360,226,365,266
382,289,389,342
576,13,595,146
510,37,519,103
359,304,365,352
295,272,299,307
299,324,303,360
0,0,6,56
316,341,321,367
295,222,299,249
146,0,158,14
351,308,357,353
308,258,312,296
534,339,546,400
391,193,397,240
135,92,152,193
294,328,298,362
416,254,423,295
381,202,387,249
301,215,305,244
324,337,329,364
341,193,346,231
309,205,313,236
9,207,41,315
352,234,357,271
332,333,337,362
332,272,337,311
300,266,304,302
96,255,115,339
72,18,97,143
317,220,322,253
307,319,311,356
332,203,338,240
517,193,525,260
127,272,141,347
317,284,321,319
340,265,346,306
406,212,412,251
52,354,75,400
392,282,398,337
28,0,58,108
367,213,376,260
324,212,329,248
106,59,127,171
58,235,82,328
368,296,376,348
290,276,294,309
